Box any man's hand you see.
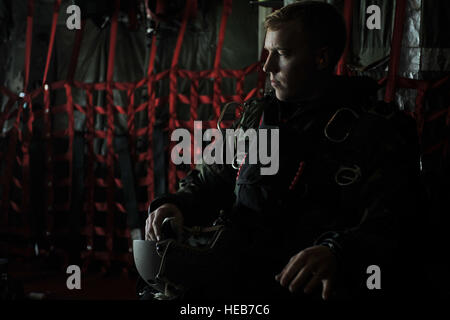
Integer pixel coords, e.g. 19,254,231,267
145,203,183,241
275,245,338,300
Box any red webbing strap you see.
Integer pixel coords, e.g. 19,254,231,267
40,0,60,241
42,0,61,85
431,75,450,91
64,83,75,213
336,0,353,75
84,88,95,258
43,86,55,237
24,0,34,91
168,0,194,193
127,87,136,161
124,82,137,265
383,75,450,156
235,72,244,105
212,0,232,119
67,20,86,82
429,76,450,149
426,107,449,123
384,0,406,103
188,71,199,121
105,0,120,263
146,33,157,76
107,4,119,82
146,33,158,203
289,161,305,191
144,0,151,20
14,0,36,239
415,76,449,153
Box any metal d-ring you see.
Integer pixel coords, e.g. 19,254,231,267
324,107,359,143
217,101,241,131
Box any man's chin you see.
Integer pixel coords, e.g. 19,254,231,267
275,89,314,102
274,89,290,102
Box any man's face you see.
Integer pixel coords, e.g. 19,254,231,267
263,21,319,102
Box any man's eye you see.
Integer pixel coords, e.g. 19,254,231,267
278,51,288,57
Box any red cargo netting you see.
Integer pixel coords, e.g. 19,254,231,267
0,0,266,268
0,0,448,269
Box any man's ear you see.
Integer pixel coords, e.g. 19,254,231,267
315,47,330,71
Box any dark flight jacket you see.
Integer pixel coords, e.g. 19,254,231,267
149,75,422,299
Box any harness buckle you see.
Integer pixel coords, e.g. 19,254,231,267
335,164,362,186
324,108,359,143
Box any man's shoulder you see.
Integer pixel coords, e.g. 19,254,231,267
355,101,420,166
359,101,417,141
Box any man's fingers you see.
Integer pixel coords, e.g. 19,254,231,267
287,264,313,292
147,215,157,241
303,272,321,294
276,246,338,297
145,219,150,240
275,262,289,280
278,253,307,287
145,204,183,242
322,278,334,300
152,211,167,241
145,218,150,240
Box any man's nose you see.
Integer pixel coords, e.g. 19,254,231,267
262,52,277,73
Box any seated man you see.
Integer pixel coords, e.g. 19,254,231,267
143,1,421,301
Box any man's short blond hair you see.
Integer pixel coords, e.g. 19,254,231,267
264,1,347,71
